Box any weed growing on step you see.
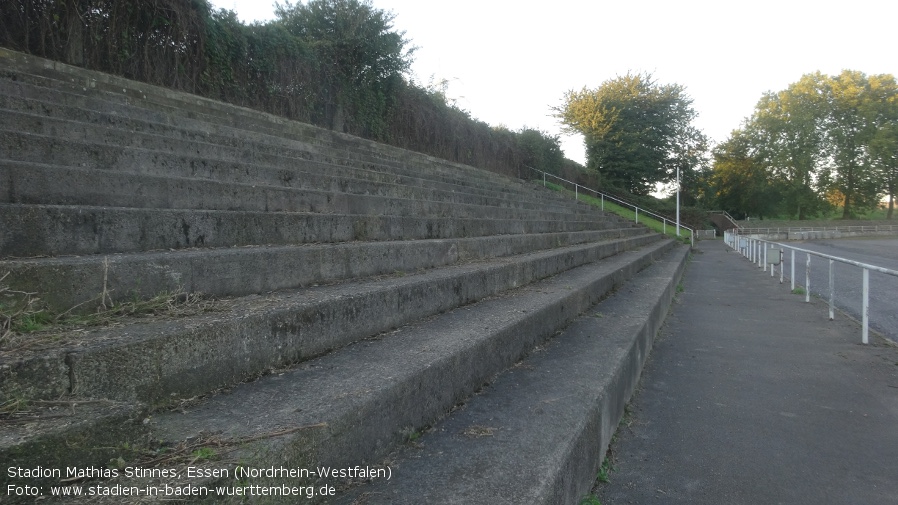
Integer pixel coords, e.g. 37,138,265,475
596,457,614,484
400,424,439,449
0,395,29,418
65,291,212,326
191,447,217,462
14,311,53,333
579,496,603,505
0,272,43,347
620,404,634,429
1,271,216,352
792,287,806,295
129,423,327,468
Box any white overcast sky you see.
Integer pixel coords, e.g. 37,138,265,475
210,0,898,165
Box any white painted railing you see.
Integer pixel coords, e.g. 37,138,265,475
724,229,898,344
528,166,694,247
738,224,898,235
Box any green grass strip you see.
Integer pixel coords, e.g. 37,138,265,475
538,181,692,244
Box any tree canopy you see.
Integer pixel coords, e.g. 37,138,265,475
713,71,898,219
275,0,413,135
555,73,708,195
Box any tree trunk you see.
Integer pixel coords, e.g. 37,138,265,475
842,171,853,219
842,192,852,219
64,0,83,66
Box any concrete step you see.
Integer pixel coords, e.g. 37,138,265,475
0,54,617,232
0,130,595,218
0,97,552,202
0,159,598,224
0,239,676,498
0,63,539,199
0,85,570,207
337,243,689,504
0,203,626,258
0,234,663,406
1,227,649,314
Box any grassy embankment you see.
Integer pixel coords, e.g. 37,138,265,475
539,181,693,244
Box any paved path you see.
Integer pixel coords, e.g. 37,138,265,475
595,239,898,505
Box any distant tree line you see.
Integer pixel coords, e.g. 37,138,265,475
712,71,898,219
0,0,569,178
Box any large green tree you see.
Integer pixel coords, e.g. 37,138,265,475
870,122,898,218
746,73,829,219
864,74,898,218
555,72,708,195
733,71,898,219
820,71,886,218
275,0,414,136
711,129,781,219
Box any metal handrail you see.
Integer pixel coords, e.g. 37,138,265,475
527,166,695,247
708,210,741,229
723,229,898,344
738,225,898,234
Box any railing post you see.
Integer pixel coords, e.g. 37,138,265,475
601,194,604,211
635,208,638,224
575,184,578,201
805,253,811,303
543,172,546,187
763,244,768,272
862,268,869,344
828,259,834,320
780,249,786,284
791,249,795,291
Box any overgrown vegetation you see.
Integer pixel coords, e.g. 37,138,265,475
0,0,567,179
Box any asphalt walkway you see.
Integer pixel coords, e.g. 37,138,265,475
596,239,898,505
